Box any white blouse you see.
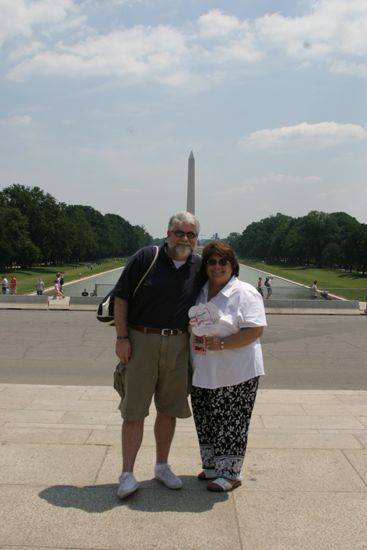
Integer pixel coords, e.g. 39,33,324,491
189,276,267,389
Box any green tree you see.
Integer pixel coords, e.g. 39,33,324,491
0,206,39,267
1,184,63,263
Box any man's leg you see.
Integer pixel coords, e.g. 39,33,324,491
122,419,144,472
154,412,182,489
154,412,176,464
117,419,144,499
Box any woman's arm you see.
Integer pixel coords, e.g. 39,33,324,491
205,326,264,352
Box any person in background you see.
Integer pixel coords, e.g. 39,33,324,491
310,280,318,299
1,275,8,295
36,279,45,295
256,276,264,298
9,275,17,295
113,211,204,499
264,276,272,299
57,272,65,294
53,279,63,299
189,241,266,493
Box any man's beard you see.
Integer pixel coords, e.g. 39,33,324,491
167,242,192,260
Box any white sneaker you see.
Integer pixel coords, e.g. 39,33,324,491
154,464,183,490
117,472,139,499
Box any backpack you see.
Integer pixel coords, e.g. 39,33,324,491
97,246,159,325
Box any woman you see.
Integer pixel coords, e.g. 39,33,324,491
189,241,266,492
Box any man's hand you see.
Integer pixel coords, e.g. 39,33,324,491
115,339,131,364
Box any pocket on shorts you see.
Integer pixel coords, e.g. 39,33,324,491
113,362,126,398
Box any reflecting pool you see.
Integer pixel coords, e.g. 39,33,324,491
63,262,316,300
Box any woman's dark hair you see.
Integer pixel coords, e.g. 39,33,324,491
201,241,239,277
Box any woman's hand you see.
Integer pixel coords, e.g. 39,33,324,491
205,336,224,352
205,327,264,352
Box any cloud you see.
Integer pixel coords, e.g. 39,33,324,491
0,115,32,126
7,26,190,83
330,60,367,78
241,122,367,149
0,0,82,45
197,10,242,38
256,0,367,58
2,1,367,85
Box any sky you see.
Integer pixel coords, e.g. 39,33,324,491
0,0,366,239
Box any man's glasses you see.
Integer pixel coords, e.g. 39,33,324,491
172,230,197,239
207,258,230,266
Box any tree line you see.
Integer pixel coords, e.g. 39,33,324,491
0,184,152,268
227,211,367,274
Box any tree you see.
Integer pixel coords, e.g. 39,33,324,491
1,184,63,263
0,206,39,268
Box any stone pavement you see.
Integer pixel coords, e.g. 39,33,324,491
0,383,366,550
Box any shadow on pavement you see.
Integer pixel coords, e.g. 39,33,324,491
38,477,228,513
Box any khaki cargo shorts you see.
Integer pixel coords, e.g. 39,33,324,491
114,328,191,421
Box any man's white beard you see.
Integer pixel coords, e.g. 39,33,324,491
168,243,192,260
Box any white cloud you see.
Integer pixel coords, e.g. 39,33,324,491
7,25,189,83
330,60,367,78
0,0,81,45
0,115,32,126
197,10,242,38
2,1,367,85
256,0,367,58
241,122,367,149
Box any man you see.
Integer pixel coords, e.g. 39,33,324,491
57,272,64,294
36,279,45,295
113,211,203,499
1,275,8,295
264,276,272,299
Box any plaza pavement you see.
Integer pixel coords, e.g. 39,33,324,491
0,311,367,549
0,384,366,549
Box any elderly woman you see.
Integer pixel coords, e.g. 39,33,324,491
189,241,266,492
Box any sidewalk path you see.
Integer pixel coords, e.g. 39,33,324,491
0,384,366,549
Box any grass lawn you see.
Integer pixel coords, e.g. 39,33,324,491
241,260,367,301
4,258,126,295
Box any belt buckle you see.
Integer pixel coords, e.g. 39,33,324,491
161,328,173,336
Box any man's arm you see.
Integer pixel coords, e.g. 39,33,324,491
114,296,132,364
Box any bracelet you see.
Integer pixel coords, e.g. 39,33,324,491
220,340,225,350
116,335,129,341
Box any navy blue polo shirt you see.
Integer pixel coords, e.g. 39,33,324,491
113,244,205,329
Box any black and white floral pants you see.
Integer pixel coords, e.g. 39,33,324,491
191,376,259,480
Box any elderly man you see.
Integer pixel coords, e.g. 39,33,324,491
113,211,204,498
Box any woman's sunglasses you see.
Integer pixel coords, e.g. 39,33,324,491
207,258,230,266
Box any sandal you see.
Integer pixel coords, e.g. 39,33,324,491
197,469,217,480
207,477,242,492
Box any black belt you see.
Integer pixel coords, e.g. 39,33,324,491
129,324,187,336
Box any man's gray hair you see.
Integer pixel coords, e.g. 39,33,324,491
168,211,200,235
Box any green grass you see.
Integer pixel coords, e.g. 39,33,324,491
241,260,367,301
3,258,126,295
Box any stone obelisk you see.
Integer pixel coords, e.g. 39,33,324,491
186,150,195,214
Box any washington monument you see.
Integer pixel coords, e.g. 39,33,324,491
186,150,195,214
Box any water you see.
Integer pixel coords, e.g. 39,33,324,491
62,262,314,300
56,268,122,297
238,264,314,299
